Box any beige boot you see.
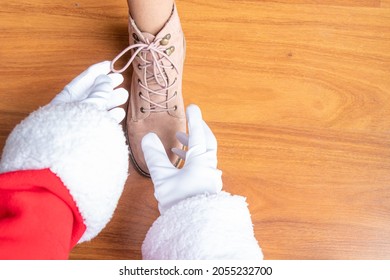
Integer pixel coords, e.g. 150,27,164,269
111,4,186,176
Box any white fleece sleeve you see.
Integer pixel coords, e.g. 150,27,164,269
0,102,129,242
142,191,263,259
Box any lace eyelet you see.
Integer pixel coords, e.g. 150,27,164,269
173,105,177,111
165,46,175,56
160,39,169,46
140,107,145,113
139,92,142,97
137,64,141,70
160,33,171,46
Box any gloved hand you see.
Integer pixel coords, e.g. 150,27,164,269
142,104,223,214
51,61,128,123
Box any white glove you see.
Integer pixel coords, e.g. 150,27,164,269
142,104,223,214
51,61,128,123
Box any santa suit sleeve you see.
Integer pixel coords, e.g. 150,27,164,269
142,191,264,260
0,102,129,259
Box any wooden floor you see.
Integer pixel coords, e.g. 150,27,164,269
1,0,389,259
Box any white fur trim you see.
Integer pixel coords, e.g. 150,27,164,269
142,191,263,259
0,103,129,242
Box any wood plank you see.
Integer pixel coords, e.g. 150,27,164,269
0,0,389,259
245,0,381,7
179,1,390,133
381,0,390,7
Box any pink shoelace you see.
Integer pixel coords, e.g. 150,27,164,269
110,37,178,113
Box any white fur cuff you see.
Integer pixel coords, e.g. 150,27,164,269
0,103,129,242
142,191,263,259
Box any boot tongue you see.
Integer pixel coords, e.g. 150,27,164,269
139,32,169,110
141,32,155,43
138,31,157,63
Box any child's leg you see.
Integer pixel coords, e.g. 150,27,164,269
128,0,174,35
111,1,186,176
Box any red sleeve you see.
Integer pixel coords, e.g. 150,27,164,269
0,169,86,259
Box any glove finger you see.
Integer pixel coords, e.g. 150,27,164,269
85,61,112,76
67,61,111,89
171,147,187,160
176,131,189,146
202,120,217,152
92,75,114,93
186,104,206,153
107,73,124,88
108,107,126,123
81,97,108,110
142,133,174,173
106,88,129,110
83,88,128,111
62,61,111,103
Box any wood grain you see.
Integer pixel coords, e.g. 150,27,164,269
0,0,389,259
381,0,390,7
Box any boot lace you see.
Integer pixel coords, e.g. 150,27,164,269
111,37,178,113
